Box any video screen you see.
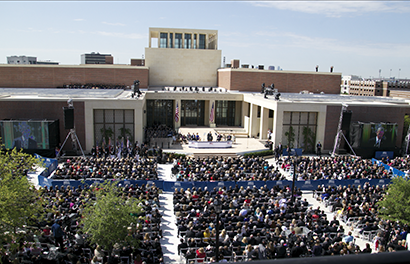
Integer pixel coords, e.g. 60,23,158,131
0,121,50,150
360,122,397,149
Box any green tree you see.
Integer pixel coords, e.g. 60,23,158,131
302,126,316,153
80,181,143,251
377,177,410,225
0,147,45,255
285,126,295,148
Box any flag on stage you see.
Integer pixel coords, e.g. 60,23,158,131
175,102,179,122
210,102,215,123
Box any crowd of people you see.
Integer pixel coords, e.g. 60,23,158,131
173,184,386,263
1,183,164,264
172,156,286,182
381,156,410,174
315,182,410,254
278,155,394,181
51,156,159,181
144,125,176,142
58,83,127,90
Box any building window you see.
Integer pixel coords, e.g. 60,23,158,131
94,109,134,147
169,33,173,48
175,33,182,49
146,100,174,130
199,34,206,49
269,109,274,118
282,112,317,152
216,101,236,126
193,34,197,49
160,32,168,48
184,33,192,49
257,106,261,118
181,100,205,126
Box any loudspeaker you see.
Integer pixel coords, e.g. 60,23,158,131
63,107,74,129
341,110,352,130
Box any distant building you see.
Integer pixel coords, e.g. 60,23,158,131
36,61,59,65
7,56,37,64
81,52,112,64
7,56,59,65
384,80,410,98
341,75,362,94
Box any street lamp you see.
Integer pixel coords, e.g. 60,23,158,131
213,198,222,262
290,153,300,203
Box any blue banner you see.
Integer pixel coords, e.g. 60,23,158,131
35,154,58,177
372,158,407,178
38,178,392,191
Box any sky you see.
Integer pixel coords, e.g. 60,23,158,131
1,1,409,79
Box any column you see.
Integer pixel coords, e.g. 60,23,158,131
135,105,144,145
272,108,283,147
259,107,269,140
209,99,216,128
249,104,259,138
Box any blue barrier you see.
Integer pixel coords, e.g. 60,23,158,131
49,179,164,189
37,177,392,191
375,151,394,159
282,148,303,157
35,154,58,178
38,175,53,187
372,158,407,178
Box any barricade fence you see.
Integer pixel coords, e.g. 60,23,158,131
35,154,58,178
372,158,407,178
37,177,392,191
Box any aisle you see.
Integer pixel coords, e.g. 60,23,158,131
157,163,182,263
302,190,369,250
159,192,182,263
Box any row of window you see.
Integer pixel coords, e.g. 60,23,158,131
159,32,206,49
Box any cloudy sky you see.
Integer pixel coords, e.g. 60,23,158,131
1,1,409,79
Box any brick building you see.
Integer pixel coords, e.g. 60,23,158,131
0,27,409,158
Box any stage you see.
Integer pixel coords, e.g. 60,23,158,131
188,140,232,149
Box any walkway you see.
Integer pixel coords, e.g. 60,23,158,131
156,155,372,263
157,164,183,264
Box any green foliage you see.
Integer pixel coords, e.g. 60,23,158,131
284,126,295,148
80,181,143,251
377,177,410,225
302,126,316,153
243,150,273,157
168,153,186,159
100,127,114,145
0,147,45,255
118,127,132,140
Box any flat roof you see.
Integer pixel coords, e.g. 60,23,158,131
218,67,341,76
0,88,127,100
248,92,410,106
0,64,148,69
0,88,408,107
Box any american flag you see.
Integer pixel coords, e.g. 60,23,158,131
210,102,215,123
175,102,179,122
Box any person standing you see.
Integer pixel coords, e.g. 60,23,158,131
316,141,322,157
207,131,213,142
51,219,65,251
277,142,283,158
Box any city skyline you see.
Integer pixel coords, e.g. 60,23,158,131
1,1,409,79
